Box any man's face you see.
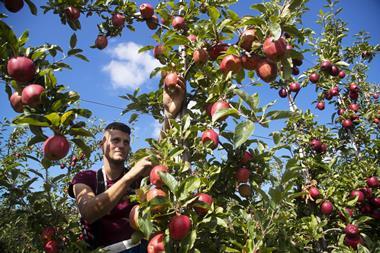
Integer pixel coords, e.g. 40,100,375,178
101,129,131,163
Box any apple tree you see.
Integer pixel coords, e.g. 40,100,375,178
1,0,379,252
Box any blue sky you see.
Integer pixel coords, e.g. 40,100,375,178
1,0,379,156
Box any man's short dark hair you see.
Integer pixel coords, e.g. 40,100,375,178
104,122,131,135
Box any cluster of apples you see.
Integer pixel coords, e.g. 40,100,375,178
41,227,59,253
130,164,213,253
7,56,70,161
308,176,379,249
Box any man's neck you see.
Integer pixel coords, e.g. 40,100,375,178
103,158,125,180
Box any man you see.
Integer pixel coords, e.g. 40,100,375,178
68,77,185,252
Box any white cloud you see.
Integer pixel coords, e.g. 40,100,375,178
102,42,161,89
152,120,162,139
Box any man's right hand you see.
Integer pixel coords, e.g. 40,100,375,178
125,156,152,181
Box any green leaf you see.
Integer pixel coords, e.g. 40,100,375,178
70,33,77,49
233,89,259,110
208,6,220,23
289,0,303,10
45,113,61,127
28,135,46,146
71,138,92,157
138,45,154,53
233,120,255,149
178,177,201,201
13,115,51,127
250,3,266,13
69,127,94,137
61,111,75,126
74,54,89,62
269,22,282,40
68,48,83,56
267,110,293,120
212,108,239,123
18,31,29,47
272,131,281,144
138,216,154,238
268,187,282,204
179,229,197,253
158,171,178,195
72,109,92,118
24,0,37,15
164,35,189,47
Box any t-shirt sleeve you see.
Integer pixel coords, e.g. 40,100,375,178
68,170,97,198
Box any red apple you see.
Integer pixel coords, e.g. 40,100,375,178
320,60,332,72
349,91,359,100
373,118,380,124
169,215,192,240
292,58,303,66
21,84,44,107
193,48,208,64
7,56,36,83
239,29,256,52
372,209,380,220
367,176,379,188
208,43,229,61
240,151,253,164
330,86,339,96
43,135,70,160
44,240,58,253
95,35,108,50
172,16,186,30
164,72,179,89
338,70,346,78
187,34,197,42
360,203,373,215
316,101,325,110
320,200,333,215
371,197,380,207
238,184,251,198
337,108,345,115
256,58,277,83
112,13,125,28
309,187,320,199
4,0,24,13
309,73,320,83
153,45,165,59
350,190,364,203
289,82,301,92
342,119,353,129
201,129,219,149
262,37,287,60
220,55,242,74
211,100,230,120
146,188,167,212
329,65,339,76
348,103,359,112
292,66,299,76
149,165,169,187
278,88,288,98
349,83,359,92
236,167,250,183
10,91,23,113
310,139,321,151
146,15,159,30
344,235,363,249
140,3,154,19
194,193,213,216
129,205,139,230
65,6,80,21
344,224,359,236
41,227,56,242
241,55,260,70
147,233,165,253
373,93,379,99
241,54,259,70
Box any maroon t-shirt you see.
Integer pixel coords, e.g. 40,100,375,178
68,170,136,247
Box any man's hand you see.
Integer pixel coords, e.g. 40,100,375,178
163,75,186,119
125,156,152,181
